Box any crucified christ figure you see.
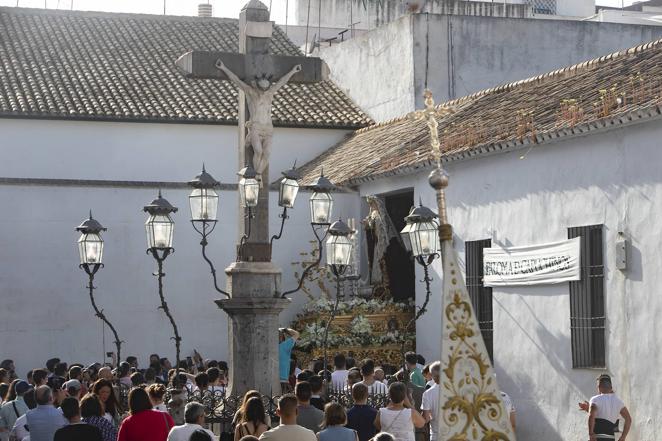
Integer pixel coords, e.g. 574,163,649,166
216,60,302,178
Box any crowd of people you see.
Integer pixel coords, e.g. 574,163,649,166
0,355,226,441
0,351,444,441
0,348,631,441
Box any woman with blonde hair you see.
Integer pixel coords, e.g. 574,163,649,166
317,402,358,441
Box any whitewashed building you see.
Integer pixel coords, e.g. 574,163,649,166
297,39,662,440
0,6,369,372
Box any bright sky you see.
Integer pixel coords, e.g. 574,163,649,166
0,0,643,22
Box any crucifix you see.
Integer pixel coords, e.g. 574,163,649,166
175,0,330,396
407,89,453,224
176,0,329,259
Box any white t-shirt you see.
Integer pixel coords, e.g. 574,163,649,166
167,423,215,441
500,391,516,414
11,414,29,441
589,393,625,424
258,424,317,441
331,370,349,390
421,383,440,440
359,380,388,395
153,403,168,412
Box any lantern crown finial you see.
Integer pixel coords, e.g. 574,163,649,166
310,170,335,192
238,164,258,179
189,166,220,189
328,218,352,236
144,192,178,215
281,161,302,181
76,210,106,233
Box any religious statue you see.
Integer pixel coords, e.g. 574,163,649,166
362,195,401,293
216,60,302,177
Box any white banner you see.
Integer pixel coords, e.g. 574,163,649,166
483,237,581,287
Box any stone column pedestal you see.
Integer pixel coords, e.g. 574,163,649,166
216,261,290,397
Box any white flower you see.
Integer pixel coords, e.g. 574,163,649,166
350,315,372,336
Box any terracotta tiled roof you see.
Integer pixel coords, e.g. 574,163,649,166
298,38,662,186
0,7,371,128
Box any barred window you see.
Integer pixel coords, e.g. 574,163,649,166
568,225,606,368
465,239,494,362
526,0,556,15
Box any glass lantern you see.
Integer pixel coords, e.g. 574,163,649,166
309,171,335,225
279,164,301,209
279,178,299,208
77,232,104,265
75,213,106,265
188,166,220,222
145,213,175,249
143,192,178,250
410,219,439,257
238,165,259,208
326,219,353,268
310,191,333,225
400,221,414,254
402,203,439,258
189,188,219,221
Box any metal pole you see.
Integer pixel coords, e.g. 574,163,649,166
322,275,342,379
152,250,182,387
84,265,123,364
197,221,231,298
280,224,328,298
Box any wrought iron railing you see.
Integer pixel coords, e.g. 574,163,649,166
117,382,390,435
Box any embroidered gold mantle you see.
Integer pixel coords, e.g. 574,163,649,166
412,89,515,441
437,238,515,440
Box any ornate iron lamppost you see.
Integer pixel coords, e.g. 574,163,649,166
399,202,440,356
188,166,230,298
76,212,122,363
237,165,260,259
281,170,335,298
271,163,301,245
321,218,353,376
143,191,182,380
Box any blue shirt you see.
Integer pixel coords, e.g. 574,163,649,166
25,404,67,441
278,337,295,381
318,425,357,441
346,404,377,441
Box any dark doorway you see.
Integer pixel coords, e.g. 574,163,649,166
384,190,415,302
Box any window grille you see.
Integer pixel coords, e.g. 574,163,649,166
526,0,556,15
465,239,494,362
568,225,606,368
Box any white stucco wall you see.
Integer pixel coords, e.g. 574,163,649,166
357,120,662,440
320,13,662,122
0,118,354,372
556,0,595,18
0,119,350,183
318,15,416,122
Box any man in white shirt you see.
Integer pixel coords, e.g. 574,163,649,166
259,395,316,441
167,403,215,441
586,374,632,441
421,362,441,441
500,391,516,431
358,360,387,395
330,354,348,391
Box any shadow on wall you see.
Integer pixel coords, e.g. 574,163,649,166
495,369,563,441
